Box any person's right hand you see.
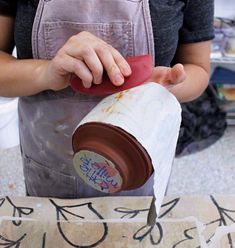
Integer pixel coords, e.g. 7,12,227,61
41,31,132,91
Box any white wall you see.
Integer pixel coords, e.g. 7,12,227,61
214,0,235,18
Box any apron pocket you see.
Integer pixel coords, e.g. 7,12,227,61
43,21,134,59
23,156,76,198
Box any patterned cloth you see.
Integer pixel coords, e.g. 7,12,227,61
176,85,227,156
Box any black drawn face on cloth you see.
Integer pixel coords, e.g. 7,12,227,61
49,199,108,248
0,233,27,248
0,197,32,248
114,198,182,246
0,197,34,227
0,198,5,208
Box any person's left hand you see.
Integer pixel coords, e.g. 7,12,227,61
146,63,186,88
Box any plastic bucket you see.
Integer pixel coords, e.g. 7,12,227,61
0,97,19,150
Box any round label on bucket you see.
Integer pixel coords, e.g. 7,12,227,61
73,150,123,193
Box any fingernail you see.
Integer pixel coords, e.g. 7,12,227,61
94,77,102,85
97,77,102,84
123,66,132,75
114,74,124,85
83,82,91,88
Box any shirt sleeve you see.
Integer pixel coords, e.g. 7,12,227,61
0,0,17,16
179,0,214,43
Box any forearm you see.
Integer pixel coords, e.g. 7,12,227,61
169,63,209,103
0,51,49,97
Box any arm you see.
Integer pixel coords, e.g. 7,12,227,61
167,0,213,103
0,15,52,96
147,41,211,103
0,16,131,97
169,41,211,102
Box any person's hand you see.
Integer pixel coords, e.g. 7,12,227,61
146,64,186,88
41,31,132,91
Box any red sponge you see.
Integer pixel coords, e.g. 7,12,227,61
70,54,153,96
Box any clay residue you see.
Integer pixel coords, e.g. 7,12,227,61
103,105,115,113
103,91,131,113
115,92,125,101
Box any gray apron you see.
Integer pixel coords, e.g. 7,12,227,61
19,0,155,198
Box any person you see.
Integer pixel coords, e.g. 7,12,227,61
0,0,214,198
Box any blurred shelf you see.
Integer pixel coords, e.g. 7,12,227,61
211,56,235,64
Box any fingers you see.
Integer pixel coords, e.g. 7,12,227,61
56,53,93,88
96,45,124,86
146,66,171,84
80,47,103,85
109,46,132,77
61,32,130,87
147,64,186,87
170,64,186,84
74,60,93,88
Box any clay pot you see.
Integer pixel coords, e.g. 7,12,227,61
72,122,153,193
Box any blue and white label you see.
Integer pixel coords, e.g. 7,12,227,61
73,150,123,193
